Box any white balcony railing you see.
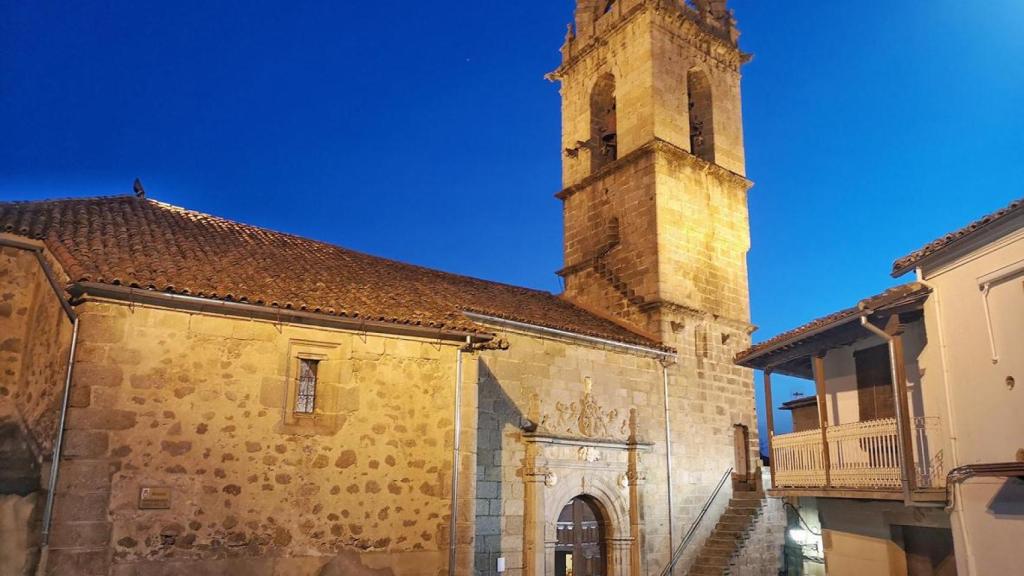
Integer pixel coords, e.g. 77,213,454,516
772,417,944,491
772,428,828,488
828,418,902,488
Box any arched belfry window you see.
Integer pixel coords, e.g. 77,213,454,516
590,73,617,173
687,69,715,163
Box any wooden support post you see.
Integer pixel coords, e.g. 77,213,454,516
763,370,777,490
812,354,831,488
886,316,918,493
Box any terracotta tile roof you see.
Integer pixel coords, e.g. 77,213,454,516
892,197,1024,277
0,195,667,350
734,282,931,367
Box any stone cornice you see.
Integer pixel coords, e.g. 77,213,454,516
640,298,755,334
649,10,748,74
523,433,654,451
556,138,752,202
550,2,647,80
550,0,746,80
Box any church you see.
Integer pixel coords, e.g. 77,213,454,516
0,1,777,575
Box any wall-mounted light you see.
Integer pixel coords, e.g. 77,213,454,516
789,528,810,545
788,526,823,555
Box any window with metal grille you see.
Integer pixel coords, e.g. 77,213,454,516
295,358,319,414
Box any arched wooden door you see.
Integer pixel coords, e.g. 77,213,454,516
555,496,607,576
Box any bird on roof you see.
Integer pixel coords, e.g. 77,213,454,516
133,178,145,198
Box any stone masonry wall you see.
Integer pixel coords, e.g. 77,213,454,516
653,151,751,323
470,321,762,576
48,299,478,576
0,244,75,457
473,327,672,576
1,493,42,576
661,313,758,572
561,150,662,334
0,243,75,576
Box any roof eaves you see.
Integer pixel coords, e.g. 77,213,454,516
73,281,495,344
892,197,1024,277
735,282,931,368
780,396,818,410
463,310,675,356
733,307,860,367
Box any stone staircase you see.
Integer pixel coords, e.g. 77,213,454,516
686,488,766,576
592,258,647,307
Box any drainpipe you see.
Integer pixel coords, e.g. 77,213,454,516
858,316,942,509
660,360,675,573
40,317,80,546
978,283,999,365
449,336,471,576
912,278,961,472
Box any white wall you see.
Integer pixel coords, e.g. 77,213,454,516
816,499,909,576
820,320,943,427
918,223,1024,576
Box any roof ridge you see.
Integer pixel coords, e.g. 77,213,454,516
0,193,135,206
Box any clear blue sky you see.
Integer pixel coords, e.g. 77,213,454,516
2,1,1022,448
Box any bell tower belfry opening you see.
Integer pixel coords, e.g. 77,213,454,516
553,0,753,347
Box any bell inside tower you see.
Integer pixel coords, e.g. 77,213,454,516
687,69,715,163
590,73,617,173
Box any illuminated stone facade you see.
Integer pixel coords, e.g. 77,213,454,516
0,2,770,575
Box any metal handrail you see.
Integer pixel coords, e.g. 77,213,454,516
660,467,734,576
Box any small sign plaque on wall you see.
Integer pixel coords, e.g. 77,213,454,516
139,486,172,510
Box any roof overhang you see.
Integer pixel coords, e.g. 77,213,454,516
735,283,931,379
70,282,494,345
463,311,676,358
779,396,818,411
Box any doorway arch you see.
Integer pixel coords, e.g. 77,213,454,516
555,495,608,576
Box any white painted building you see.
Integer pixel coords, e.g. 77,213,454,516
737,197,1024,576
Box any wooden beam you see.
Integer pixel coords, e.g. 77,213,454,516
812,354,831,487
764,370,777,490
768,487,947,502
887,318,918,493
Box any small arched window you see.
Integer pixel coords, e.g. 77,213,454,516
687,69,715,163
590,73,617,173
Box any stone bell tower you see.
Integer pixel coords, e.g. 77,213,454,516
553,0,752,351
552,0,760,502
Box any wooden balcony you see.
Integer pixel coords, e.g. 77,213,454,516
770,417,946,501
737,294,949,503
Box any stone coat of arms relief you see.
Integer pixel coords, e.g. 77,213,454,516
532,377,635,442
